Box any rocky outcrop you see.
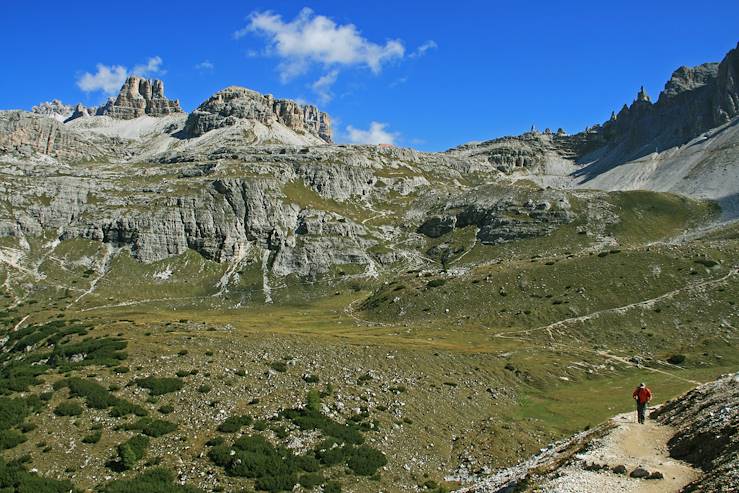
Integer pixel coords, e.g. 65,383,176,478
0,111,121,161
66,103,101,122
651,373,739,493
31,99,73,122
418,187,574,244
98,76,183,119
184,86,332,143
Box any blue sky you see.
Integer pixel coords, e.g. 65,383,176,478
2,1,738,151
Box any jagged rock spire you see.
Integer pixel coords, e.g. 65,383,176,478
99,76,184,119
636,85,651,103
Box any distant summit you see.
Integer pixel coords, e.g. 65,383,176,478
99,75,183,119
31,99,73,122
66,76,183,122
185,86,332,143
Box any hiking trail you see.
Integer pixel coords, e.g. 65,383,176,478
538,409,701,492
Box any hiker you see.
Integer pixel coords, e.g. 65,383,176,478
632,382,652,424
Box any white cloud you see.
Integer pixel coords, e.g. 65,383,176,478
311,70,339,103
195,60,215,71
409,40,437,58
346,121,398,145
133,56,164,76
239,8,404,81
77,56,165,95
76,64,128,95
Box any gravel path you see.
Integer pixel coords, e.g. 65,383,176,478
538,410,700,492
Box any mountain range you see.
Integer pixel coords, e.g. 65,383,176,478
0,41,736,493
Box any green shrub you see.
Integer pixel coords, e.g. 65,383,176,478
101,467,203,492
298,472,323,488
667,354,686,365
54,401,83,416
197,384,212,394
175,370,190,378
135,377,184,395
123,418,178,437
426,279,446,288
269,361,288,373
116,435,150,470
324,481,342,493
255,473,298,492
0,429,26,449
177,350,189,357
0,456,78,492
0,397,33,431
113,366,130,374
56,377,146,418
82,431,102,444
346,445,387,475
208,435,320,492
158,404,175,415
206,436,225,447
63,377,117,409
19,422,36,433
253,420,268,431
217,415,253,433
302,391,319,414
694,258,719,267
282,407,363,445
110,400,148,418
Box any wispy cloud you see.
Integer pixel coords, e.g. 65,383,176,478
195,60,215,71
238,8,405,82
133,56,164,76
409,40,437,58
77,56,165,95
311,70,339,103
346,121,398,145
76,64,128,95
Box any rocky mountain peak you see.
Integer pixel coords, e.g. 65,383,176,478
660,62,720,100
98,75,183,120
184,85,332,143
636,85,651,103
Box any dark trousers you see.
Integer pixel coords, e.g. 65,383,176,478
636,402,647,424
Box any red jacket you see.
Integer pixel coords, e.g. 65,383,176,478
633,387,652,404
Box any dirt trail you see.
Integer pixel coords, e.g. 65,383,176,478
539,410,700,493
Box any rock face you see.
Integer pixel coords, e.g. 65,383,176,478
0,111,120,160
98,76,183,119
652,373,739,493
418,186,574,245
184,86,332,143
